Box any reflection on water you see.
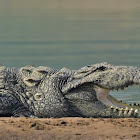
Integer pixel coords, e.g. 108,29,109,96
110,86,140,103
0,2,140,103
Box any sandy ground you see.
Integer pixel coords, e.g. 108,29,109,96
0,117,139,140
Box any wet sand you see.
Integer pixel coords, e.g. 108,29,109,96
0,117,139,140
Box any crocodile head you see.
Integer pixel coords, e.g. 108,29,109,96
20,63,140,118
62,62,140,118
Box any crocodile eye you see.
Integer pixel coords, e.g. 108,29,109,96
94,66,107,72
34,93,43,101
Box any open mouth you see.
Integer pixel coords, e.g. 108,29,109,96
94,85,140,112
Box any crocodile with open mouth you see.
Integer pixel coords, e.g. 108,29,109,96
0,62,139,118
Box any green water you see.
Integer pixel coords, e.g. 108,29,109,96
0,2,140,103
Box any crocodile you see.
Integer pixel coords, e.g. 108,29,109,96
0,62,140,118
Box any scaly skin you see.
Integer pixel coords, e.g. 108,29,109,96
0,62,139,118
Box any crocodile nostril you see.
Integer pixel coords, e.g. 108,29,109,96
95,79,101,82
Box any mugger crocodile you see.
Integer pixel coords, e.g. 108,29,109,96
0,62,140,118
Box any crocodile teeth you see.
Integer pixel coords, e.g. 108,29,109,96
134,109,139,118
110,107,140,118
127,108,134,117
118,109,123,116
124,108,129,116
113,108,119,113
110,106,114,109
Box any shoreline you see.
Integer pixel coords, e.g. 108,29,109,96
0,117,139,140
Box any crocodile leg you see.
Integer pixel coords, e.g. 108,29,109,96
0,92,34,117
